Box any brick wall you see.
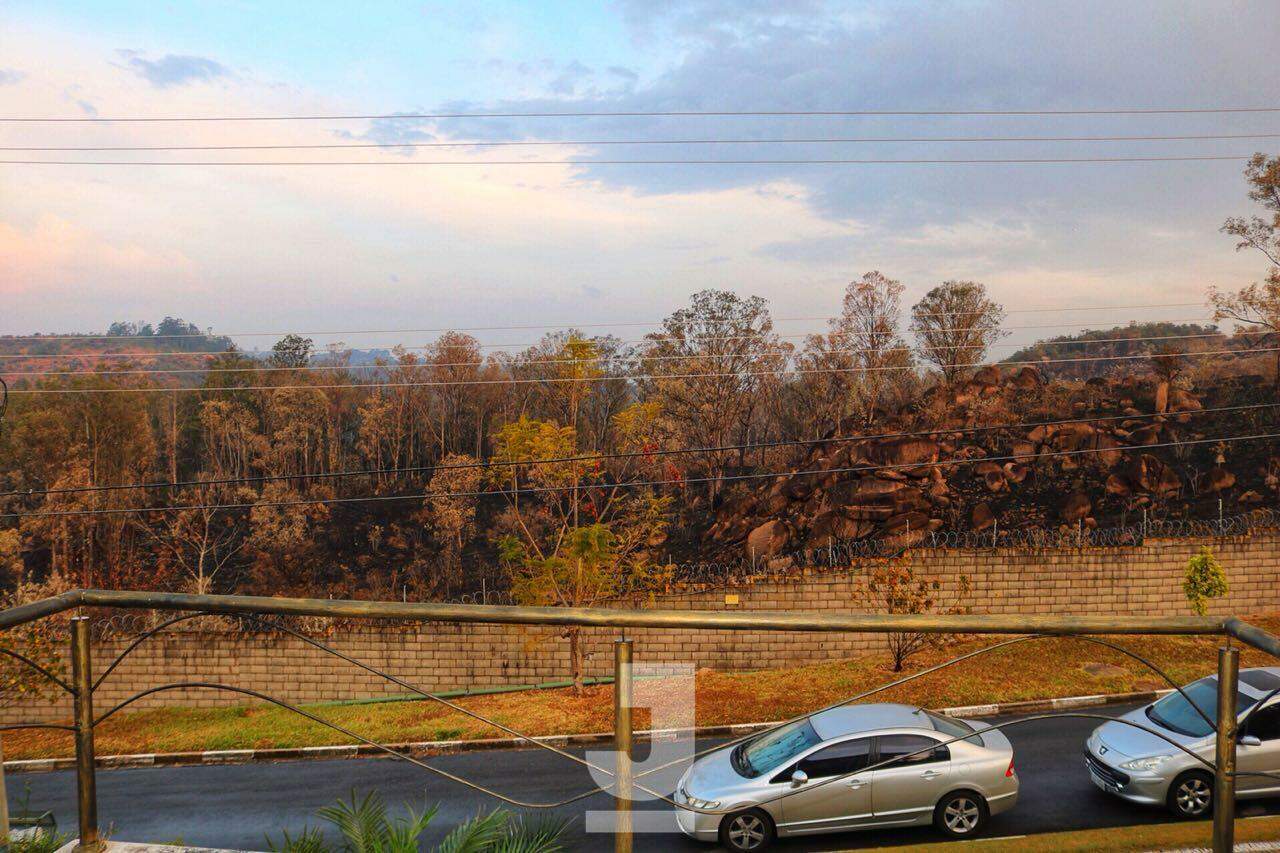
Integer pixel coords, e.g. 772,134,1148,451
5,533,1278,724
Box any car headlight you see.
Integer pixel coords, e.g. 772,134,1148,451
1120,754,1171,771
680,790,721,810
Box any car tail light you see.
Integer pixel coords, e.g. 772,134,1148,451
1005,758,1016,778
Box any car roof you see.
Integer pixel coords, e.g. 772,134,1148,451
809,703,930,740
1239,667,1280,699
1186,667,1280,701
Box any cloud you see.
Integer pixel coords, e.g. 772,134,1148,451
0,69,26,86
117,50,231,88
0,215,195,297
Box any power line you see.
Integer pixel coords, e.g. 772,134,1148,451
0,317,1225,360
4,430,1275,520
6,133,1280,152
5,345,1274,395
2,329,1264,381
6,106,1280,122
0,155,1255,166
0,302,1207,341
4,401,1274,501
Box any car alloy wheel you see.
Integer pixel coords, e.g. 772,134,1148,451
1175,775,1212,816
726,813,768,850
943,796,982,834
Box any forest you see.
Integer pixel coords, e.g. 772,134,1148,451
0,154,1277,614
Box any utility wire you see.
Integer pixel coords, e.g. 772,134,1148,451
2,329,1265,380
0,317,1225,360
6,106,1280,122
0,302,1208,341
0,155,1255,166
3,401,1275,501
4,430,1276,520
5,345,1275,395
6,133,1280,152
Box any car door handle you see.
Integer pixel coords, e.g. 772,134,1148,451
920,770,942,779
847,779,867,789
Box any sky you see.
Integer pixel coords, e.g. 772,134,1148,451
2,1,1279,353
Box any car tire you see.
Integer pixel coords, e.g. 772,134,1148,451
1167,771,1214,818
934,790,989,839
718,808,776,852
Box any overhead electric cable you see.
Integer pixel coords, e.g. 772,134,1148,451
5,430,1276,520
6,132,1280,152
5,345,1275,395
0,154,1255,166
3,401,1275,501
6,106,1280,122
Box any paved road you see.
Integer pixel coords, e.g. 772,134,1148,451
8,704,1280,850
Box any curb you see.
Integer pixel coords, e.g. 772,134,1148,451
3,688,1171,774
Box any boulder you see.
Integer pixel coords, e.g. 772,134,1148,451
849,477,908,502
1003,462,1029,484
1204,467,1237,494
746,520,790,561
1060,491,1092,523
1010,365,1044,390
1105,473,1132,498
972,365,1002,387
972,501,996,531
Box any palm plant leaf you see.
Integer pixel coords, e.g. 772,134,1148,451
490,815,570,853
383,802,440,853
432,809,510,853
316,789,392,852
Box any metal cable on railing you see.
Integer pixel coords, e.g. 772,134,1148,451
3,591,1278,851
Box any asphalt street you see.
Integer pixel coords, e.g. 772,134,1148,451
8,703,1280,851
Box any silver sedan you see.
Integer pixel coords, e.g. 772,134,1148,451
675,703,1019,851
1085,666,1280,817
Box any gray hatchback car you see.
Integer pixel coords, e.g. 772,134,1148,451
1085,666,1280,818
675,703,1018,851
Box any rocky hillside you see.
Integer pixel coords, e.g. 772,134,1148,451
708,364,1278,562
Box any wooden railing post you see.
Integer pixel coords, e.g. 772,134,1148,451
1212,645,1239,853
1,730,9,851
613,638,633,853
71,616,99,850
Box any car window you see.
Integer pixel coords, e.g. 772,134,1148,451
877,734,947,767
792,737,874,780
734,719,822,778
923,709,984,747
1147,677,1258,738
1244,704,1280,741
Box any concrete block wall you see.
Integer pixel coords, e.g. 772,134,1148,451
3,533,1277,724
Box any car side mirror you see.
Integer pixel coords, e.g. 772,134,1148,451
1241,735,1262,748
791,769,809,787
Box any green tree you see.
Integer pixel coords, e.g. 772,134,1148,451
270,333,315,369
1184,546,1229,616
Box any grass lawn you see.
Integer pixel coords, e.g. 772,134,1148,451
872,814,1280,851
4,615,1277,760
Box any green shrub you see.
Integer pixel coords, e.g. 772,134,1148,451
1184,546,1229,616
266,789,567,853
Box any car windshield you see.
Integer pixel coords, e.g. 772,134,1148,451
924,709,984,746
732,719,822,778
1147,677,1259,738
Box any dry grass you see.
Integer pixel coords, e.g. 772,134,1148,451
5,615,1277,761
874,814,1280,852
